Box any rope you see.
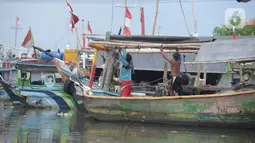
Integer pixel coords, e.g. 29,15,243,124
179,0,191,36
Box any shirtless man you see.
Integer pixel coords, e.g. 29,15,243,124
161,48,183,96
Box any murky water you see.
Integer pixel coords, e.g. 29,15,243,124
0,102,254,143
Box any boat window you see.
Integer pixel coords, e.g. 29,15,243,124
55,73,62,83
21,53,27,58
30,73,44,85
30,72,62,86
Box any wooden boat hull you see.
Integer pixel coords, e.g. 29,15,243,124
0,78,75,109
80,90,255,129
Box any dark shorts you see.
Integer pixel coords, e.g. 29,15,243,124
171,75,183,95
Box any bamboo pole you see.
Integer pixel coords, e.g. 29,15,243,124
90,41,201,48
128,49,198,54
179,0,191,35
152,0,159,35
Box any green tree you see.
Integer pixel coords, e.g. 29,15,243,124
213,21,255,36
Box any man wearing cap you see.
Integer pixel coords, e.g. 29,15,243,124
161,48,183,96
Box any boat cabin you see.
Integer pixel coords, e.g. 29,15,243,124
15,61,63,90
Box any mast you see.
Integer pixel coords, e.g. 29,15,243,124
82,19,86,48
11,16,22,48
109,0,115,33
152,0,159,35
15,17,18,48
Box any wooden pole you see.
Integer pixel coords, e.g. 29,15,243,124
194,63,201,87
192,0,197,33
179,0,191,36
99,51,109,89
15,17,18,48
88,50,99,88
203,64,207,86
110,0,115,33
103,51,115,91
90,41,201,48
152,0,159,35
82,19,86,49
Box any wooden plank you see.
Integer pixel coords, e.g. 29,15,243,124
84,90,255,100
90,41,201,49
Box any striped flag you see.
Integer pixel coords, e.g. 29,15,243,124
124,7,132,36
140,7,145,35
21,28,34,48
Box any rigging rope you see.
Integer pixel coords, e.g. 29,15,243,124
179,0,191,36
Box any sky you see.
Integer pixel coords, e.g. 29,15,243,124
0,0,254,51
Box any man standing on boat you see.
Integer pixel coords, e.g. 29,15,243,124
115,48,133,97
161,48,183,96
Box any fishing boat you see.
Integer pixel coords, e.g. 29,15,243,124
0,54,76,110
69,34,255,129
0,45,35,101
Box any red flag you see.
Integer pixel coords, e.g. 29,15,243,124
140,7,145,35
22,28,34,48
66,1,73,12
124,7,132,36
232,33,236,40
70,13,79,29
88,21,92,34
16,16,20,25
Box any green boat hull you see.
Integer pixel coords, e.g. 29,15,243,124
82,90,255,128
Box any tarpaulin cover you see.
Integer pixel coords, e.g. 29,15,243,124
193,38,255,63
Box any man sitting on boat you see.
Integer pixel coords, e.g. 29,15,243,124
115,48,133,97
161,48,183,96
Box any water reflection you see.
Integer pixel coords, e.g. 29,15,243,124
0,102,254,143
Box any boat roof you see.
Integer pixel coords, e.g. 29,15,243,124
15,61,58,72
185,38,255,64
88,35,216,44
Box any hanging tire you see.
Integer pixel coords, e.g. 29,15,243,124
63,78,74,95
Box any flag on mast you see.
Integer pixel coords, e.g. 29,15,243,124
16,16,20,26
124,7,132,36
66,1,79,32
21,28,34,48
70,13,79,29
66,1,73,12
140,7,145,35
88,21,92,34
